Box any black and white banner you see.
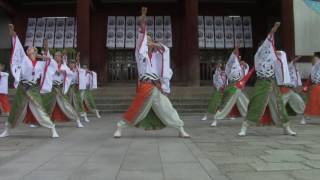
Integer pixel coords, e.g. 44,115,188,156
146,16,155,40
224,16,234,49
34,18,46,47
198,16,205,48
106,16,116,48
155,16,164,44
54,18,65,48
242,16,253,48
25,18,37,47
125,16,135,49
204,16,214,48
64,17,75,48
214,16,224,49
163,16,172,47
44,18,55,48
116,16,125,48
233,17,244,48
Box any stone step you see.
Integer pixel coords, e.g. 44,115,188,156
99,108,206,114
96,103,208,109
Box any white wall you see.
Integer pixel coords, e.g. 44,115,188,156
294,0,320,56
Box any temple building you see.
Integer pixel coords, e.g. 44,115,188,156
0,0,319,86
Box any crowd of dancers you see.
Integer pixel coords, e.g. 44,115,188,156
0,7,319,139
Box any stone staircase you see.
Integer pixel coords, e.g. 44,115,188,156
7,86,216,114
92,86,213,114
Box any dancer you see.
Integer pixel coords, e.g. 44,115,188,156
41,38,53,58
67,59,90,123
81,65,101,118
304,52,320,121
42,51,84,128
210,44,254,127
238,22,297,136
0,63,10,116
113,7,190,138
279,56,306,124
201,63,227,121
0,24,59,138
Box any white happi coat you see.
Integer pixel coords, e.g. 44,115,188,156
52,63,73,94
255,34,291,86
69,67,87,90
311,60,320,84
213,67,228,90
0,72,9,94
288,62,302,87
85,71,98,90
135,27,173,93
10,36,56,93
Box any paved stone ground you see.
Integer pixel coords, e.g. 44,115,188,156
0,114,320,180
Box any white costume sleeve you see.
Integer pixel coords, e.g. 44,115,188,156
225,51,243,82
213,67,227,90
275,51,291,86
40,59,58,94
10,35,28,88
78,68,87,90
158,45,172,94
61,64,73,94
0,72,9,94
135,27,150,77
90,71,98,89
254,34,277,78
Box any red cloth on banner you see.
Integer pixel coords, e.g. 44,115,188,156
0,94,10,113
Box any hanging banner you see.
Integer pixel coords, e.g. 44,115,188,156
198,16,205,48
155,16,164,44
25,18,37,47
163,16,172,47
214,16,224,49
125,16,135,49
44,18,55,48
106,16,116,48
242,16,253,48
146,16,155,40
116,16,125,48
64,17,75,48
224,16,234,49
34,18,46,47
204,16,214,48
54,18,65,48
233,17,244,48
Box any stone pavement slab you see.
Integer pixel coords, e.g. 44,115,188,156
0,114,320,180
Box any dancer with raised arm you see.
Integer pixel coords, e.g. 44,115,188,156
201,63,227,121
113,7,190,138
0,24,59,138
238,22,297,136
209,43,254,127
42,51,84,128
